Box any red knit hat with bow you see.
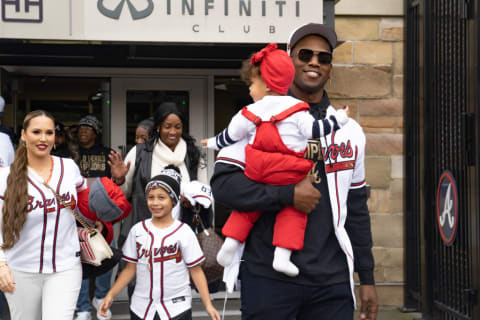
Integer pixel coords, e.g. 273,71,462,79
251,43,295,95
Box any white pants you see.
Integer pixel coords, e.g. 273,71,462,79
5,263,82,320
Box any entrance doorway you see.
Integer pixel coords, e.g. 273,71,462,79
0,75,110,146
110,77,211,168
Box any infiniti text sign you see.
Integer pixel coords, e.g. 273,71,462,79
0,0,323,43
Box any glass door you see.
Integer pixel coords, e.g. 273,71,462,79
124,90,190,153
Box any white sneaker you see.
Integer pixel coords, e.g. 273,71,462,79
92,297,112,320
74,311,92,320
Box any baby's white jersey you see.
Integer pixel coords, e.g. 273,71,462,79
209,95,320,152
123,219,205,320
0,156,87,273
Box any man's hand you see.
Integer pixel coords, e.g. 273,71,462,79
359,285,378,320
293,175,321,213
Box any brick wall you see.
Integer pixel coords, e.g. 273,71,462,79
329,16,405,307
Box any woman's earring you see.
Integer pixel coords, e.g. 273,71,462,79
53,144,56,150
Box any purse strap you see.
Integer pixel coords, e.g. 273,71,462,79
193,205,210,236
42,182,97,235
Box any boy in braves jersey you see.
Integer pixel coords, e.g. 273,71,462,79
98,166,220,320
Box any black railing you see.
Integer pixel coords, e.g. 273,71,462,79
406,0,476,319
427,1,471,319
405,0,422,310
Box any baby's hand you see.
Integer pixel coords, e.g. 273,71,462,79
334,106,350,127
201,139,209,149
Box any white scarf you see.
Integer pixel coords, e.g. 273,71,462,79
151,138,191,183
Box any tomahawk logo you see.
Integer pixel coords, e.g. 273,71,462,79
97,0,153,20
436,171,458,246
439,182,455,228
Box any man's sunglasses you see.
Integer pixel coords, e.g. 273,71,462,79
296,49,333,65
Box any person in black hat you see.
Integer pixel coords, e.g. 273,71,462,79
210,23,378,320
75,115,112,178
51,121,71,158
74,114,115,320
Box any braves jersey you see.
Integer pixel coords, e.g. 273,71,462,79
122,219,205,320
208,95,319,153
0,156,87,273
214,105,367,306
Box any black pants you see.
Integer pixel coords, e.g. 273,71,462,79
240,269,354,320
130,308,192,320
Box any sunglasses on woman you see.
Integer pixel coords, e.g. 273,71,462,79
296,48,333,65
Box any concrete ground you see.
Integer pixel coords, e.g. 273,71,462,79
105,296,423,320
0,293,423,320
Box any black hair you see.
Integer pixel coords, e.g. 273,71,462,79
152,102,201,178
137,118,155,140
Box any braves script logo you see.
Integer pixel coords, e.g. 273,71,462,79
98,0,153,20
305,140,354,182
136,242,182,263
27,192,76,213
323,140,354,161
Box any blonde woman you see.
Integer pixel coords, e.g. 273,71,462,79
0,110,87,320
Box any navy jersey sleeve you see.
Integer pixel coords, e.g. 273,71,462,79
345,186,375,285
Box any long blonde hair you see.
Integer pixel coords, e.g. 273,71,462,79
2,110,55,249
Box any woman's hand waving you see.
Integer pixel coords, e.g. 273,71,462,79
108,151,130,185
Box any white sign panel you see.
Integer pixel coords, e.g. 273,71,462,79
0,0,71,38
0,0,323,43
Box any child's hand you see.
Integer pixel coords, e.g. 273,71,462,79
201,139,209,149
205,304,221,320
98,294,114,318
343,105,350,117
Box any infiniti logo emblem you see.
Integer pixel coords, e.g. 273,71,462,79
98,0,153,20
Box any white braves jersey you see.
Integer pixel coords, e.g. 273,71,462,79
123,219,205,320
208,95,315,152
216,105,367,306
0,156,87,273
320,106,366,306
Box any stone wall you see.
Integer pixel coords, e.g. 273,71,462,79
328,16,405,307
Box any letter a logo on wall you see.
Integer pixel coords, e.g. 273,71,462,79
98,0,153,20
436,170,459,246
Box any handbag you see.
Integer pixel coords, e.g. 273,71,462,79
43,182,114,267
193,206,224,284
